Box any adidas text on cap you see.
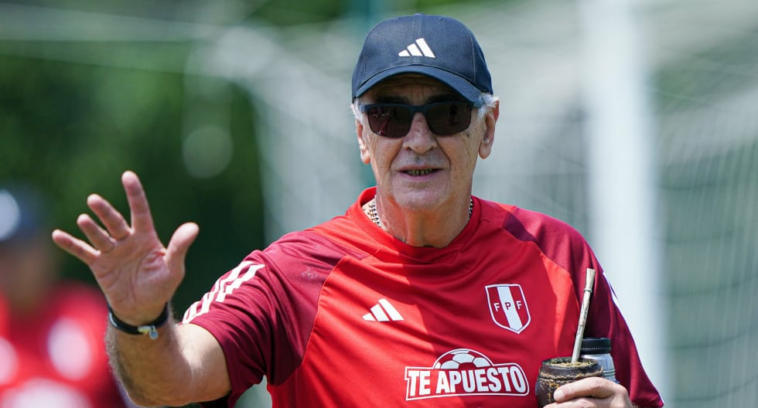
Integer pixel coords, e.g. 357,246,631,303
351,13,493,104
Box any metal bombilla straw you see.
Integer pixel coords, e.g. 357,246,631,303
571,268,597,363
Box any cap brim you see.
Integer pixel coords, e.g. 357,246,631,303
353,66,483,104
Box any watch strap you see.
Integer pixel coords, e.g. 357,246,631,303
108,303,170,340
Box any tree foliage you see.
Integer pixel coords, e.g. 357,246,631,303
0,54,264,311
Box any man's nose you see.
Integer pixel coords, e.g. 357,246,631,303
402,112,437,154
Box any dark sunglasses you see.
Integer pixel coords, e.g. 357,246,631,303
360,101,480,138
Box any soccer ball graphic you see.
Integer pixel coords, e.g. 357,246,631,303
432,349,493,370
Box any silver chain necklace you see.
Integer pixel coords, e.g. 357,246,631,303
367,198,474,229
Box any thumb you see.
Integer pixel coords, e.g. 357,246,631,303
166,222,199,272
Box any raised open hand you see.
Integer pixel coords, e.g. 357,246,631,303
52,171,198,325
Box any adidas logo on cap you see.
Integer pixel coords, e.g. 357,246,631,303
398,38,436,58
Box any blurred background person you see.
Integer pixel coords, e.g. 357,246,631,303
0,185,130,408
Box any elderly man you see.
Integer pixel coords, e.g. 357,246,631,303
52,13,663,408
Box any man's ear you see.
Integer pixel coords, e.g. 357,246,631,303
357,119,371,164
479,101,499,159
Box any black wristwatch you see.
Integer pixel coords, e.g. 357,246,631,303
108,303,170,340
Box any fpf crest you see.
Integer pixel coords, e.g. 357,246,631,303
485,284,531,334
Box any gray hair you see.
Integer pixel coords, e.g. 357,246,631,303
351,92,499,124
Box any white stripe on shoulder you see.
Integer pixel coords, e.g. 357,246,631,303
183,261,265,322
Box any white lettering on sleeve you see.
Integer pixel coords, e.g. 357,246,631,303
184,262,264,322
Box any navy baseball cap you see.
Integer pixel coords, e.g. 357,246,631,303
351,13,493,104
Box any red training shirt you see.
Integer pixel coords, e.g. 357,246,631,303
184,188,663,407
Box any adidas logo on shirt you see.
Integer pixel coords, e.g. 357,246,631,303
398,38,436,58
363,298,404,322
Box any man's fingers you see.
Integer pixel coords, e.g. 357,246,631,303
553,377,631,408
87,194,131,241
77,213,116,253
165,222,199,273
51,229,98,265
122,171,156,233
554,377,615,401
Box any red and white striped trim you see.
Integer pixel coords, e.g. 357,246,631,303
183,261,264,323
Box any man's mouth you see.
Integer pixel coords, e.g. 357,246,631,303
405,169,435,176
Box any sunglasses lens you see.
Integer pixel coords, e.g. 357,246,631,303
366,105,412,138
364,101,473,138
426,102,472,136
